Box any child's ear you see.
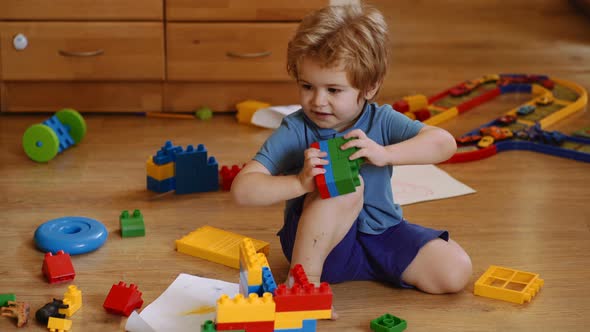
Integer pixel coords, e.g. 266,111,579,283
364,82,382,100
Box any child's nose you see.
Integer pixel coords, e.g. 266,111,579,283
312,91,328,107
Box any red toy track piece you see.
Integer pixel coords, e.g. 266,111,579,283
216,320,274,331
445,145,498,163
103,282,143,316
274,282,333,312
219,164,243,191
42,250,75,284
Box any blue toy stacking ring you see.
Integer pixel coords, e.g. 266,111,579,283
34,216,108,255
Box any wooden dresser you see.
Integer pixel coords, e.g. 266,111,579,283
0,0,342,113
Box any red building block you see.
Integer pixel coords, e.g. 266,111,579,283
42,250,75,284
219,165,243,191
103,282,143,316
274,282,333,312
309,142,331,199
216,320,274,332
290,264,311,286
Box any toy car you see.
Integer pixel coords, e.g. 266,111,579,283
477,136,495,148
497,114,517,125
450,84,470,97
536,95,554,105
456,135,482,145
516,105,536,116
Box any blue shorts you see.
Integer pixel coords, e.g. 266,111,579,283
278,204,449,288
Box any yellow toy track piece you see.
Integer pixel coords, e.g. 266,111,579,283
474,265,544,304
176,226,269,269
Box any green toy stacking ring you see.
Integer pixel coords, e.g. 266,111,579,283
22,108,87,162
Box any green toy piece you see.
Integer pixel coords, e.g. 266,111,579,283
328,137,362,195
22,124,60,162
0,293,16,307
370,313,407,332
55,108,87,143
201,320,217,332
195,107,213,121
120,210,146,237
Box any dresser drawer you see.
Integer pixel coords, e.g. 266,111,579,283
0,22,165,80
167,23,296,81
167,0,329,21
0,0,163,20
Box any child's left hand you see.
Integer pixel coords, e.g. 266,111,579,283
341,129,389,166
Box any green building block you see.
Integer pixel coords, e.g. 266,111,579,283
370,313,407,332
326,137,362,195
120,209,145,237
201,320,216,332
0,293,16,307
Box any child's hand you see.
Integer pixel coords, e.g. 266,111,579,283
342,129,389,166
298,148,329,193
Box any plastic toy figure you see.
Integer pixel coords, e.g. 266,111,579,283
1,301,30,327
35,299,68,324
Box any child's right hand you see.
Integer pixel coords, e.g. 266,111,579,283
297,147,329,193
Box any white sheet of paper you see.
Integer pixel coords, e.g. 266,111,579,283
392,164,475,205
251,104,301,128
125,273,238,332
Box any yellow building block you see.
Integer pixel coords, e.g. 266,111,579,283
274,317,303,329
47,316,73,332
146,157,175,181
236,100,271,124
216,292,275,323
275,309,331,321
59,285,82,317
474,265,544,304
403,94,428,111
239,238,269,285
176,226,270,269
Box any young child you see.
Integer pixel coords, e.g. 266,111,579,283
231,4,472,296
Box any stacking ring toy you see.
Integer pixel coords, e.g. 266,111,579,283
22,108,87,162
34,216,108,255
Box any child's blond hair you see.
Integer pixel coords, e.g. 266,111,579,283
287,4,390,101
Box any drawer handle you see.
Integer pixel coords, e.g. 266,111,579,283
58,49,104,57
226,51,272,59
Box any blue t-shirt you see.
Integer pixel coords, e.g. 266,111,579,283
253,102,425,234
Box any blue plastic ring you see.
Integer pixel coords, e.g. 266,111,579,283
34,216,108,255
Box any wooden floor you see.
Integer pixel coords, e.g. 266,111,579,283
1,1,590,331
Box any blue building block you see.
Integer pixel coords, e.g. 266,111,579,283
147,176,176,193
261,266,277,295
276,319,317,332
318,140,339,197
175,144,219,194
43,115,74,153
153,140,183,165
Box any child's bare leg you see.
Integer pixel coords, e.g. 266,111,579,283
290,180,364,284
401,238,472,294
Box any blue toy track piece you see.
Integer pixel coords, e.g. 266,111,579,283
34,216,108,255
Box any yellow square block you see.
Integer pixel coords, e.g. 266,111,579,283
216,293,275,323
240,238,269,285
48,317,73,332
146,156,175,181
275,309,331,321
236,100,271,124
474,265,544,304
59,285,82,317
176,226,269,269
274,317,303,329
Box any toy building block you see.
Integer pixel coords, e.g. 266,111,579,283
239,238,270,291
153,140,183,165
35,299,67,324
275,319,317,332
42,250,75,284
175,144,219,194
274,282,332,312
236,100,271,124
201,320,218,332
215,293,275,323
370,313,407,332
120,209,146,237
0,293,16,307
311,137,362,199
216,320,274,331
474,265,543,304
220,165,243,191
147,176,175,193
58,285,82,317
261,266,277,295
47,316,72,332
103,282,143,316
176,226,269,269
1,301,30,327
146,156,175,181
274,309,331,322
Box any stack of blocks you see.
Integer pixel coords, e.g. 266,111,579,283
203,238,332,332
146,140,219,194
46,285,83,332
311,137,362,199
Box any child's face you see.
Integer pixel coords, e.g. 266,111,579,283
297,57,367,132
